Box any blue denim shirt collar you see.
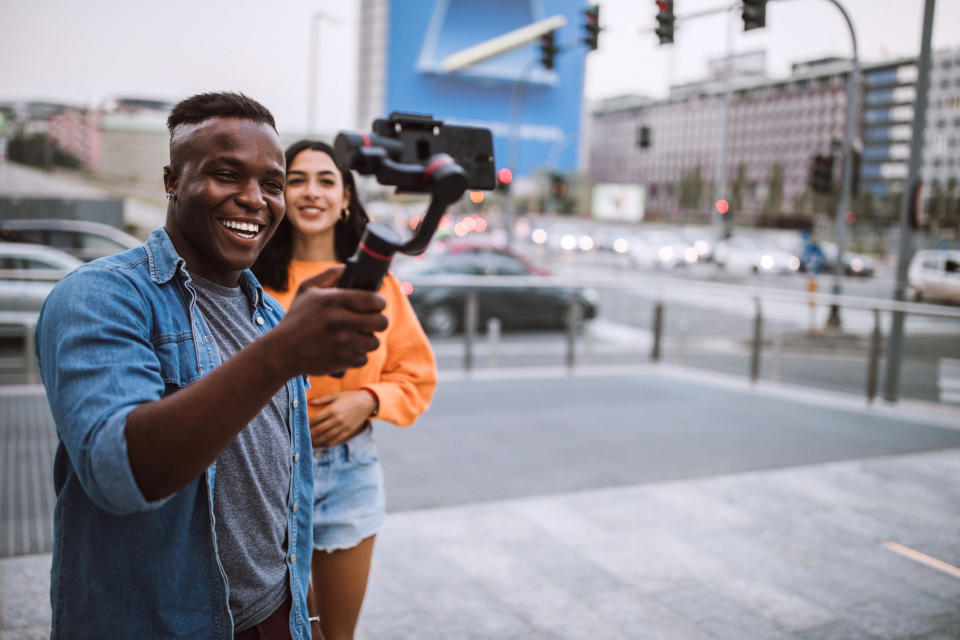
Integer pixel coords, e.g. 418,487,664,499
145,227,264,309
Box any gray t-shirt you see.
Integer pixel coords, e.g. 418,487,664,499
190,274,292,632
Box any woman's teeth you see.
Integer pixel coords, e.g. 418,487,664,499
219,219,261,239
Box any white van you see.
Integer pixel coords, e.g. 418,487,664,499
908,249,960,304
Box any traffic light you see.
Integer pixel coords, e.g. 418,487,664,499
582,5,601,51
655,0,675,45
539,31,558,70
551,173,568,198
636,125,651,149
809,154,834,194
496,167,513,193
742,0,766,31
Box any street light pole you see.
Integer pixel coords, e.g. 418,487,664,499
307,11,340,136
712,3,736,239
821,0,860,331
883,0,937,402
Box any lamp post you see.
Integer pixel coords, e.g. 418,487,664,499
307,11,341,136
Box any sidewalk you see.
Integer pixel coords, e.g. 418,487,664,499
3,447,959,639
3,369,960,638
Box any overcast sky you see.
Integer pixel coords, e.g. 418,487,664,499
1,0,958,135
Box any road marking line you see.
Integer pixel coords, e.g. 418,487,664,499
883,540,960,580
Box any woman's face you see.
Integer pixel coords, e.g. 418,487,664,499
284,149,350,238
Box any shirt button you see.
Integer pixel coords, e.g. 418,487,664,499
255,316,265,326
292,502,298,512
290,554,296,563
293,452,300,462
292,398,299,409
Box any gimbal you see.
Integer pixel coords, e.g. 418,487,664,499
333,113,485,292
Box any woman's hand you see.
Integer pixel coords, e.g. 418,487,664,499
308,390,377,448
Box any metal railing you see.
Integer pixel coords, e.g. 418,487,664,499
407,273,960,405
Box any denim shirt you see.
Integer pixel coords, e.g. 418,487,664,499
35,228,313,639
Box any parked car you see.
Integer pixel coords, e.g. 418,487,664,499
393,244,599,338
0,242,84,312
0,218,141,262
908,248,960,304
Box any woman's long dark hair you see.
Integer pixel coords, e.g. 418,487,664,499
252,140,369,292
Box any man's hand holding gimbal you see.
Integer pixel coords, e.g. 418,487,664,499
272,264,388,378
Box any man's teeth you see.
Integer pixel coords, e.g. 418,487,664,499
220,220,261,237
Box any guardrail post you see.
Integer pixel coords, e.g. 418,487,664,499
464,288,477,373
866,309,883,404
750,297,763,383
772,328,783,383
651,301,663,362
487,317,501,368
23,321,38,384
566,294,579,371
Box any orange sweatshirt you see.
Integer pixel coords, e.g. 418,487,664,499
265,259,437,427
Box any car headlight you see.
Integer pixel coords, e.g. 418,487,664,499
788,256,800,271
580,287,600,305
613,238,630,254
850,257,863,272
658,247,674,263
760,254,775,271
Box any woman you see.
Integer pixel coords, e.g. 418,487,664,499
253,140,437,640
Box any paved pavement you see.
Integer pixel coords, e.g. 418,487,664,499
3,366,960,638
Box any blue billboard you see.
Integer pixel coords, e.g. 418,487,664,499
383,0,587,178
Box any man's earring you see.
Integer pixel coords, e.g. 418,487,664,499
166,192,176,201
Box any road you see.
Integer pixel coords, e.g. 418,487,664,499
374,367,960,512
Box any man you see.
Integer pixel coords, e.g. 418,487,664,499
35,92,387,639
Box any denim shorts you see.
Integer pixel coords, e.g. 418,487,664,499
311,425,386,552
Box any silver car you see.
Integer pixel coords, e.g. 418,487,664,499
0,242,84,313
0,218,141,262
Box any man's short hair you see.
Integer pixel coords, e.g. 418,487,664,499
166,92,277,134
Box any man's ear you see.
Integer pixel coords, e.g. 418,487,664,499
162,165,178,195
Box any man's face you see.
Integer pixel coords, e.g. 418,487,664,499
163,117,285,286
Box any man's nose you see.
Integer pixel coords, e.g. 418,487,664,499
235,181,266,210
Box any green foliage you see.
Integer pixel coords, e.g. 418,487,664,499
6,133,83,170
764,163,783,213
677,165,704,210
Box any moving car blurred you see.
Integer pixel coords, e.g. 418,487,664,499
714,236,801,275
908,248,960,304
0,218,141,262
639,229,699,269
393,244,598,338
817,241,876,278
0,242,84,312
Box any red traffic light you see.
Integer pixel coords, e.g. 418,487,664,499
715,199,730,215
497,168,513,185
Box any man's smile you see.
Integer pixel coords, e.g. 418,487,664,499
218,218,264,240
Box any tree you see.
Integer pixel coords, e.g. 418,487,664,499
764,163,784,213
7,133,83,170
731,163,748,213
677,165,704,211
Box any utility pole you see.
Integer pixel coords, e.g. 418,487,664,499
883,0,937,402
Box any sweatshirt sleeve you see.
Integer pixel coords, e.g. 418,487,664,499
362,275,437,427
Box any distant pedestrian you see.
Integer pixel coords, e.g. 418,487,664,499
35,92,388,638
253,140,437,640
